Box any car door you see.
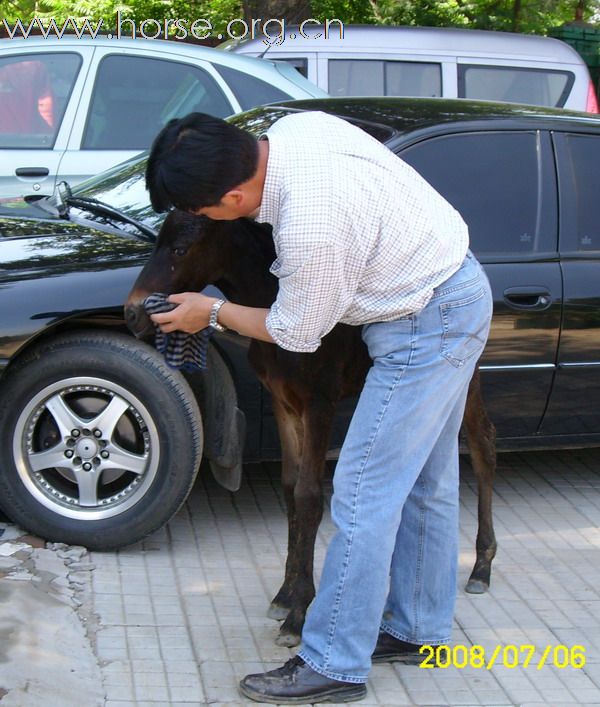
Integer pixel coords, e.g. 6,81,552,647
539,130,600,436
58,48,238,187
0,47,92,198
398,129,562,439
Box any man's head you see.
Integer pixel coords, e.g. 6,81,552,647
146,112,260,218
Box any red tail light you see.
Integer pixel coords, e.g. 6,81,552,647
586,80,599,113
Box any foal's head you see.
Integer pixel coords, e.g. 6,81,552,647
124,210,231,339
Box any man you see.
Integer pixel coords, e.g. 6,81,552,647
146,110,493,704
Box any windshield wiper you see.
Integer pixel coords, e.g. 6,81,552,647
32,181,156,241
64,195,157,241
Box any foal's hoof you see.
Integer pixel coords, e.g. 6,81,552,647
267,603,290,621
275,630,301,648
465,577,489,594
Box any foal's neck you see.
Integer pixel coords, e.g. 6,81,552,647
215,219,278,309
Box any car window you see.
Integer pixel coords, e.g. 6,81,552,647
458,65,573,108
555,133,600,252
214,64,294,110
82,55,233,150
400,131,544,254
0,52,81,149
328,60,442,98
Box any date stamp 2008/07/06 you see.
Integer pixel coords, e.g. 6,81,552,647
418,644,586,669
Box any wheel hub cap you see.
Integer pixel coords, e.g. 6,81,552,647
75,438,98,460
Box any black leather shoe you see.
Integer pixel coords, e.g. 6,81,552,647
372,632,437,665
239,655,367,704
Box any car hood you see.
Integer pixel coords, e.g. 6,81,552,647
0,204,152,279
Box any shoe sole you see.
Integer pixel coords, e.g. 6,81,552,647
239,682,367,704
372,652,425,666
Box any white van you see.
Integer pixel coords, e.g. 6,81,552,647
220,25,599,113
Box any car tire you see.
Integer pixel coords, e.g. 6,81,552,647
0,330,203,550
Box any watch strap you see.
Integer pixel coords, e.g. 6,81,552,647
209,298,227,332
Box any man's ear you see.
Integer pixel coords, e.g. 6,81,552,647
222,188,244,206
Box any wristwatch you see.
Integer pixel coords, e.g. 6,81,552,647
209,298,228,332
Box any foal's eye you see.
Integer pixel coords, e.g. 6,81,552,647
172,247,187,257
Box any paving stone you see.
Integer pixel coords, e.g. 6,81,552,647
4,448,591,707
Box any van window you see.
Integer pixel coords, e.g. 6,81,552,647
328,60,441,98
83,55,232,150
400,132,543,254
215,64,294,110
0,53,81,149
458,65,574,107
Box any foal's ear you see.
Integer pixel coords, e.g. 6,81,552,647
169,209,205,231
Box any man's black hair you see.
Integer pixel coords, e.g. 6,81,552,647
146,112,259,213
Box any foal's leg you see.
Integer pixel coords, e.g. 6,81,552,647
276,399,336,648
462,371,498,594
268,397,303,621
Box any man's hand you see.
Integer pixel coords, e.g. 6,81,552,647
150,292,215,334
151,293,276,344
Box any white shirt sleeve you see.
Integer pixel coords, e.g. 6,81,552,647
266,240,354,352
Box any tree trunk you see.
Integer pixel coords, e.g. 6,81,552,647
243,0,313,25
512,0,522,31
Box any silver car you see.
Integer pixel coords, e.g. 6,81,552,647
0,36,327,198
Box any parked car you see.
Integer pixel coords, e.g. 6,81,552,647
0,97,598,549
221,24,599,112
0,36,327,198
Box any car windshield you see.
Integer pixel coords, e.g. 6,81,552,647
69,152,164,234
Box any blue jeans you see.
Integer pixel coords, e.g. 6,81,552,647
297,251,493,683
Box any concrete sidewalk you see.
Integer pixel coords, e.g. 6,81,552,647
1,448,600,706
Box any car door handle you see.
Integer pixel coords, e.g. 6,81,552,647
15,167,50,178
503,286,552,311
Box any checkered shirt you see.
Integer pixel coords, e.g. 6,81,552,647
257,111,469,353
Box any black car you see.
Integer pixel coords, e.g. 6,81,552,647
0,98,598,549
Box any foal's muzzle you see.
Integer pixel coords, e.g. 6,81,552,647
124,301,154,340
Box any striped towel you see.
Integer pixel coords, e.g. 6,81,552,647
143,293,212,371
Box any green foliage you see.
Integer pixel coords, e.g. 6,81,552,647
312,0,600,33
1,0,598,35
1,0,38,22
0,0,245,34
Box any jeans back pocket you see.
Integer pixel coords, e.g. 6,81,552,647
439,287,491,368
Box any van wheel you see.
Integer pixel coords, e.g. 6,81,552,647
0,331,202,550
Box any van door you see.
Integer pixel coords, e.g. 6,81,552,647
540,131,600,436
398,129,561,439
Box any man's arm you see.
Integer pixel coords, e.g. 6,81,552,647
150,292,275,343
